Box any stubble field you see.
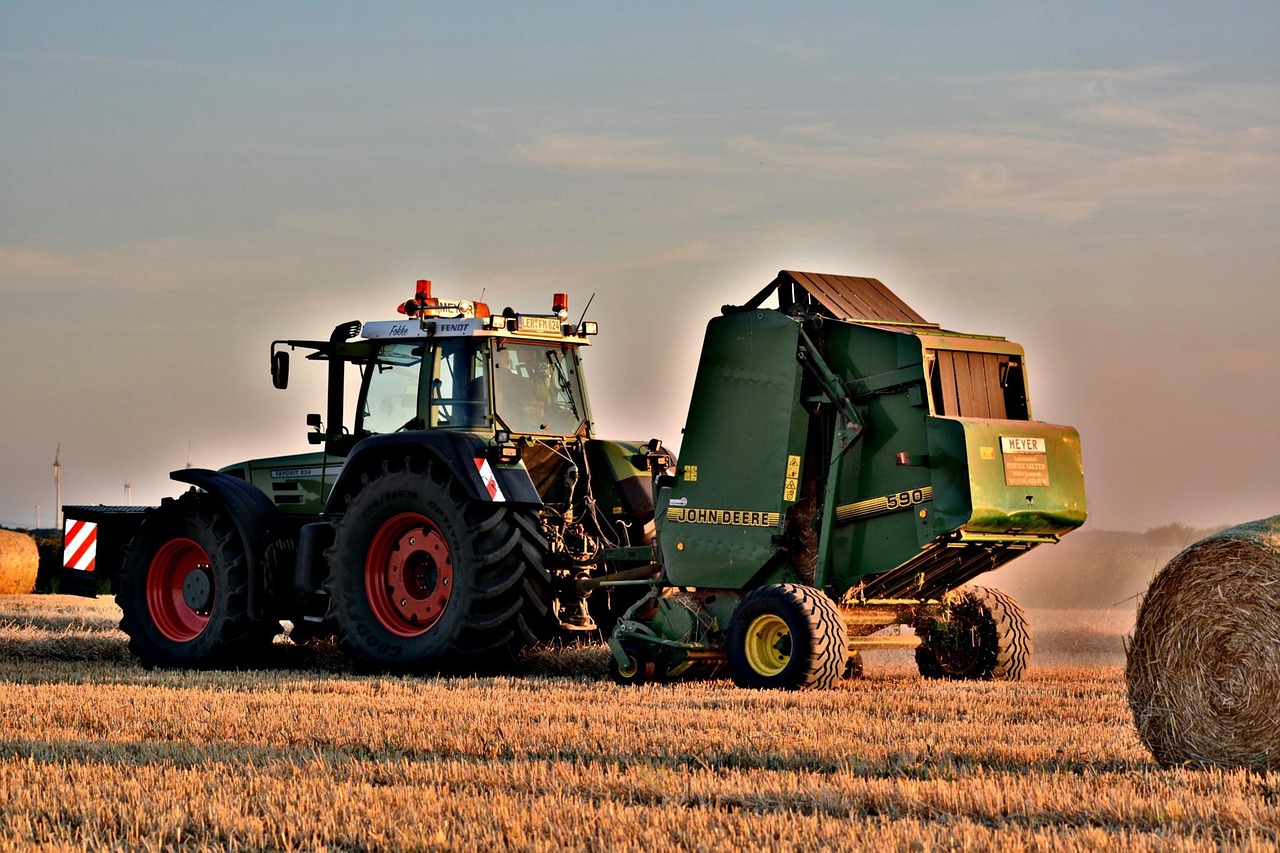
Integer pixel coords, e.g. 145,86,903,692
2,595,1278,851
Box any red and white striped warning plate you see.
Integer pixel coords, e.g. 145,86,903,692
63,519,98,572
473,458,507,502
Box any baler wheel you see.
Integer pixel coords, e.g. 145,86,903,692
118,493,272,667
609,643,656,686
725,583,847,690
325,459,551,670
915,585,1031,681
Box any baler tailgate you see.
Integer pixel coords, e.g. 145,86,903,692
926,417,1087,540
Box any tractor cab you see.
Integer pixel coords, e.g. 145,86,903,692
358,330,588,438
241,280,632,532
268,280,597,451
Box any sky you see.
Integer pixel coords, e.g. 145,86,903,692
2,1,1278,533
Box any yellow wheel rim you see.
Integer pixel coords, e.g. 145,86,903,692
617,654,639,679
744,613,791,677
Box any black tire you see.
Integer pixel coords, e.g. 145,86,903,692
608,642,656,686
915,585,1031,680
726,583,847,690
324,458,551,670
843,650,865,679
118,493,273,668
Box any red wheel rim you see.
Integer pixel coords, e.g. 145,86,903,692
146,537,212,642
364,512,454,637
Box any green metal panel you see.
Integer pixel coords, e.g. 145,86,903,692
221,452,340,515
925,417,1087,537
584,439,655,525
814,322,938,593
660,310,809,588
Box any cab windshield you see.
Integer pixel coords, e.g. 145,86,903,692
492,342,586,436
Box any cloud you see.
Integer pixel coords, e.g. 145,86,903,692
0,236,375,297
1065,102,1187,132
0,49,218,77
739,67,1280,223
44,52,196,72
726,131,912,174
522,64,1280,225
516,135,720,175
569,240,720,276
0,241,223,294
1008,64,1189,85
0,247,103,283
909,121,1280,221
742,34,829,64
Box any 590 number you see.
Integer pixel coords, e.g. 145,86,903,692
885,489,928,510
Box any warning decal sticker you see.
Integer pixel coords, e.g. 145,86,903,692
473,458,507,502
783,454,801,502
63,519,98,572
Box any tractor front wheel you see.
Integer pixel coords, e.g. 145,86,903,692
915,585,1031,680
117,493,272,667
325,460,550,670
726,584,847,690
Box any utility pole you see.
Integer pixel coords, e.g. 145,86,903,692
124,482,132,506
35,504,40,529
52,444,62,531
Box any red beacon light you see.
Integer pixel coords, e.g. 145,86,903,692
399,279,438,317
398,278,492,320
553,293,569,321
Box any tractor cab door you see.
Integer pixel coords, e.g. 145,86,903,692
355,338,492,436
426,339,490,430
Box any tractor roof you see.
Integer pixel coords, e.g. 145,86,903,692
360,315,594,346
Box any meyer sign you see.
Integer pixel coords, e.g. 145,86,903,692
1000,436,1046,454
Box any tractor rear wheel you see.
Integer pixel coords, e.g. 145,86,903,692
726,583,847,690
118,493,273,667
325,459,551,670
915,585,1031,680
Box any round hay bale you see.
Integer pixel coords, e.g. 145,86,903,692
0,529,39,595
1126,516,1280,769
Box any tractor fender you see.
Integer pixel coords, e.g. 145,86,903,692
170,468,283,620
324,432,541,514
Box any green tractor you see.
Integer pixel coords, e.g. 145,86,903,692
62,272,1085,686
63,280,663,669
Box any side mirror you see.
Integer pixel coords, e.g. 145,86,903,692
271,350,290,390
305,412,323,444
